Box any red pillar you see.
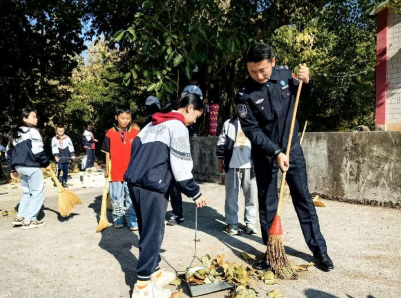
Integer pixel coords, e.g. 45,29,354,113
375,9,388,128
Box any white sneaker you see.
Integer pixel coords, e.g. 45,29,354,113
132,281,171,298
150,269,176,288
22,220,45,230
245,223,257,234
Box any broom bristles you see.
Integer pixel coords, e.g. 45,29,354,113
96,183,110,232
58,189,82,217
96,216,110,233
266,235,299,280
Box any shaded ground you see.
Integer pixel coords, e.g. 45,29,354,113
0,173,400,298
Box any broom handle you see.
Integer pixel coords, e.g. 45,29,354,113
101,181,109,217
300,120,308,145
276,72,304,217
48,167,65,192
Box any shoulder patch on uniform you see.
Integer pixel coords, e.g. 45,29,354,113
237,104,247,118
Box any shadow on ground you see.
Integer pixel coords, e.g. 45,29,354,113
88,195,139,297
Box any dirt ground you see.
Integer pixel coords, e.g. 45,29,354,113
0,172,400,298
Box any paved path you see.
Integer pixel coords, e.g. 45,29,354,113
0,173,400,298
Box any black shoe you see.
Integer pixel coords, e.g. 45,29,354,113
62,182,69,188
167,215,184,226
313,251,334,272
252,258,272,271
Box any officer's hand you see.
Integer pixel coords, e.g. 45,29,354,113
71,156,76,160
10,172,19,180
218,159,224,173
195,195,207,208
277,153,290,172
298,64,310,84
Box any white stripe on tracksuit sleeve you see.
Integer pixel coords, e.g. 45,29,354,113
169,122,201,200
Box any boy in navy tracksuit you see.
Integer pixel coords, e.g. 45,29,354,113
82,121,98,169
124,94,207,298
51,125,75,188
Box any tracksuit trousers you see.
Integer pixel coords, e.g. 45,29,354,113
128,184,168,281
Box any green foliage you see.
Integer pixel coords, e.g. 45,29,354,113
0,0,86,137
65,38,142,146
0,0,382,135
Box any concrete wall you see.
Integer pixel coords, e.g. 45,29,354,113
190,132,401,208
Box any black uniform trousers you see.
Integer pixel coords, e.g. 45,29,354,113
128,184,168,281
253,146,327,254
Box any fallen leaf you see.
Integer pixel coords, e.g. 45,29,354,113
170,289,183,298
262,271,276,285
2,211,9,217
267,289,283,298
241,251,254,261
292,265,309,272
170,279,181,286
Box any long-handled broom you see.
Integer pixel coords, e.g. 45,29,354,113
282,120,326,208
48,168,82,217
96,181,111,233
266,71,305,280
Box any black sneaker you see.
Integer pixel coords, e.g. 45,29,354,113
167,215,184,226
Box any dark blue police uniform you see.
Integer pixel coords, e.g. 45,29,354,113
236,65,327,255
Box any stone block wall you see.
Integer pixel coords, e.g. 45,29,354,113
190,132,401,208
386,9,401,130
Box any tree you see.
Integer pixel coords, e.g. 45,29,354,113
65,38,140,146
87,0,379,131
0,0,86,136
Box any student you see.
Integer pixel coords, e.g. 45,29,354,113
0,134,6,180
217,112,258,235
181,77,204,136
51,125,76,188
82,121,98,170
102,108,138,230
6,108,50,230
125,93,207,298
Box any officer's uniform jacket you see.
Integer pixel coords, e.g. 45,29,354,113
236,65,314,157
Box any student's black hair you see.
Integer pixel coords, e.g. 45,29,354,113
179,93,204,111
56,124,65,129
115,108,132,116
86,121,93,126
244,42,275,64
7,108,38,147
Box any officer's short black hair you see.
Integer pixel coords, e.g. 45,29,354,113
244,42,275,63
115,108,132,116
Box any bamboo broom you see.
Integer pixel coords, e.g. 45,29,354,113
96,181,111,233
48,168,82,217
280,121,308,202
266,70,305,280
282,120,326,208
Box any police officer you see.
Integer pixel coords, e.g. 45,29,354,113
236,42,333,272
